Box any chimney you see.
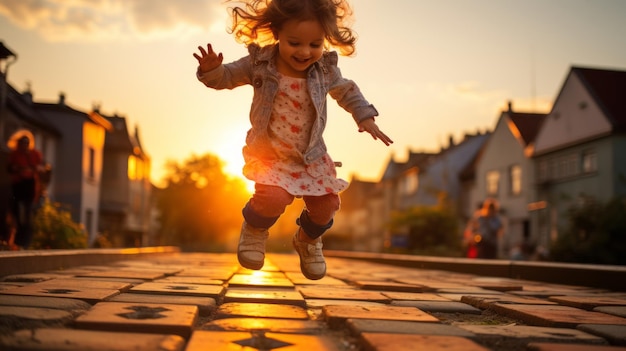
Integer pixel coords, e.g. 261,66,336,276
449,134,455,148
58,92,65,105
22,84,33,104
507,100,513,112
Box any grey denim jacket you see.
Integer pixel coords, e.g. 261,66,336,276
197,43,378,165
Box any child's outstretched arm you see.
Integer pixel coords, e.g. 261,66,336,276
358,117,393,146
193,43,224,74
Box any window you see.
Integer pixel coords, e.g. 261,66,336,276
399,168,418,195
486,170,500,196
538,160,548,182
128,156,137,180
566,154,579,177
509,165,522,195
582,150,597,173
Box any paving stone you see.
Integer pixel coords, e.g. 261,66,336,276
382,292,451,302
238,267,284,275
75,301,198,338
115,263,184,276
391,300,482,314
204,318,325,334
176,268,236,281
510,288,605,298
54,265,114,272
0,282,25,291
458,324,606,345
1,273,67,283
186,331,342,350
436,287,503,294
469,281,524,292
156,276,224,285
67,276,147,284
353,280,425,292
298,286,390,303
437,293,478,302
107,293,216,316
323,304,439,328
27,278,133,292
285,272,348,286
45,267,108,275
549,295,626,310
306,299,387,308
359,333,490,351
0,306,74,324
578,324,626,346
130,282,225,298
595,306,626,318
492,304,626,328
461,294,558,309
0,328,186,351
77,270,166,280
228,273,294,288
0,284,120,304
215,302,308,319
347,319,475,337
0,294,91,312
392,278,456,291
527,342,626,351
224,288,306,307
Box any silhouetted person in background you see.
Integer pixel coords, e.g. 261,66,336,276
6,132,44,249
463,201,483,258
475,198,503,259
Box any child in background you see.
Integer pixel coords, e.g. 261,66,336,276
193,0,392,279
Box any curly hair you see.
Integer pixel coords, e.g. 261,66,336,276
226,0,357,56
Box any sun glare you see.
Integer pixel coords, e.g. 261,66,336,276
216,137,255,194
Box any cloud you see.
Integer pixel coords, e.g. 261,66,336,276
0,0,223,42
448,81,502,102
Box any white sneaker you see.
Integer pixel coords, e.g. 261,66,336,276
292,231,326,280
237,222,269,270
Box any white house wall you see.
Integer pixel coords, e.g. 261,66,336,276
471,114,535,257
534,74,612,155
81,122,106,244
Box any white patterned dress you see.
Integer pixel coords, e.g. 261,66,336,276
242,74,348,196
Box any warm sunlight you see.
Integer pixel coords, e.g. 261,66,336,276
214,128,255,194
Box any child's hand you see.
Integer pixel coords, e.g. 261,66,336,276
193,43,224,74
358,117,394,146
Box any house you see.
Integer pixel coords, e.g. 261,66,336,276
336,133,489,251
328,176,385,251
1,41,155,248
467,102,546,258
530,66,626,249
99,113,152,247
0,83,61,242
409,133,490,215
33,93,112,244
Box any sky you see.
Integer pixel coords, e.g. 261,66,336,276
1,0,626,189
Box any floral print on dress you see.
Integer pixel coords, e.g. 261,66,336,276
243,74,348,196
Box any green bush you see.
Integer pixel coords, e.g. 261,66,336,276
31,199,87,249
551,196,626,265
388,205,462,257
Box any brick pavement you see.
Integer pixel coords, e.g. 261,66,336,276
0,251,625,351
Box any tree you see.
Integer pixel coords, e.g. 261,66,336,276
551,196,626,265
156,153,250,251
388,205,462,257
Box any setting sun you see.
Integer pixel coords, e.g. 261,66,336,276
213,126,255,194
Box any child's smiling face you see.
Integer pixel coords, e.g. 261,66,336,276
275,19,325,78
